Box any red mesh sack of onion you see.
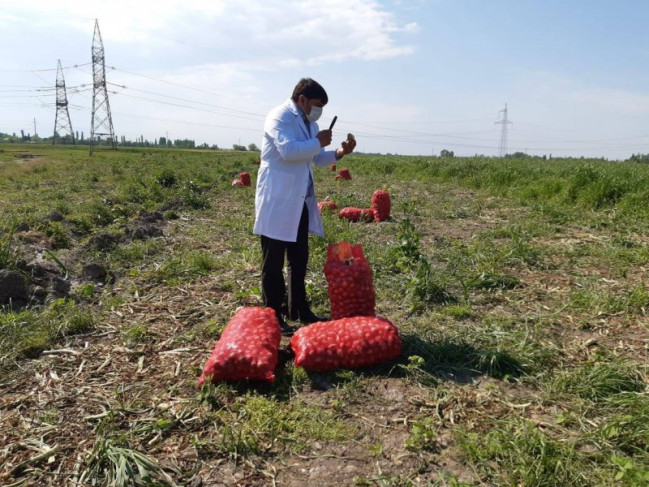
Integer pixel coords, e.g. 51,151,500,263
371,190,391,222
197,307,281,384
324,242,376,319
335,168,352,180
338,207,374,222
290,316,401,371
318,201,338,213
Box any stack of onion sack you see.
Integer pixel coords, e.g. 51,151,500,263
338,207,374,223
324,242,376,319
197,307,281,384
239,172,252,187
371,190,391,222
290,316,401,371
318,201,338,213
335,168,352,180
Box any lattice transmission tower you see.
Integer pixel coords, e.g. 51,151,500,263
494,103,513,157
90,19,116,153
53,60,75,145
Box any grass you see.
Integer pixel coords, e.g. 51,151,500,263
2,144,649,485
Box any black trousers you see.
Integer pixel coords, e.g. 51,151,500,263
260,204,309,319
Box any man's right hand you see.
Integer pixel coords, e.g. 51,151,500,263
316,129,332,147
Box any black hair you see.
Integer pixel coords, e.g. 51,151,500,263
291,78,328,104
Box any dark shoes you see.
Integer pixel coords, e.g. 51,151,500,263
291,309,328,324
277,309,328,336
278,316,297,336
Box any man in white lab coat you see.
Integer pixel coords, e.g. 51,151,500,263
254,78,356,333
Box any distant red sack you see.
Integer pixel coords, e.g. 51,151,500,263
330,163,337,172
197,307,281,384
240,172,251,186
371,190,391,222
338,207,374,223
324,242,376,319
231,179,243,187
318,201,338,213
335,168,352,180
290,316,402,371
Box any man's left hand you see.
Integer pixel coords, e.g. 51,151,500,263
336,134,356,159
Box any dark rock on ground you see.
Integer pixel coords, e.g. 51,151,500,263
48,210,64,222
138,210,164,224
86,232,120,251
81,263,108,283
0,269,30,304
50,276,71,297
124,225,164,240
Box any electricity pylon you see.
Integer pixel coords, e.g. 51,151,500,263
495,103,513,157
53,60,75,145
90,19,116,153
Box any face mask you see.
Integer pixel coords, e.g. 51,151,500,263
306,105,323,123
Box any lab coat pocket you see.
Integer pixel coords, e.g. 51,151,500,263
267,171,297,202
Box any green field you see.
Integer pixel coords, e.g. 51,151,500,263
1,144,648,486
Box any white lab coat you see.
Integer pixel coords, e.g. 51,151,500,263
253,99,337,242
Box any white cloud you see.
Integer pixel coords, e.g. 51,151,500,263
4,0,416,65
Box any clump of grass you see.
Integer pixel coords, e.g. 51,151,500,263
0,298,95,370
400,332,527,380
201,394,350,458
458,418,592,486
391,218,455,310
405,416,439,452
0,309,48,362
180,180,210,209
80,435,179,486
550,361,645,401
44,220,70,248
594,393,649,457
0,224,21,269
155,168,178,188
121,323,151,345
466,271,520,290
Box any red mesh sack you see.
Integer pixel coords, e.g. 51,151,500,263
330,163,337,172
240,172,251,187
290,316,401,371
338,207,374,223
324,242,376,319
318,201,338,213
371,190,391,222
335,168,352,180
197,307,281,384
231,179,243,187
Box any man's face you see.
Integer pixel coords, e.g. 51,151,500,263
299,95,325,115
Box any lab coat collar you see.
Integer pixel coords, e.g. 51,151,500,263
287,99,311,139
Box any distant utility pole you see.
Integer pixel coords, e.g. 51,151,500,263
33,118,37,138
494,103,513,157
90,19,116,154
53,59,75,145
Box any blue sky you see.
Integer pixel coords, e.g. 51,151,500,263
1,0,648,159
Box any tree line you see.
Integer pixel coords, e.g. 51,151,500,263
0,131,260,151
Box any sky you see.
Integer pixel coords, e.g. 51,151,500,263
1,0,648,159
